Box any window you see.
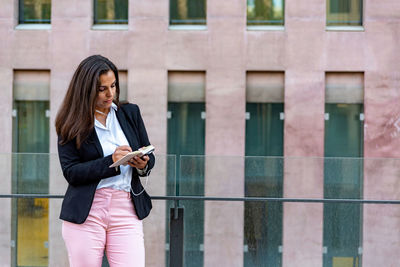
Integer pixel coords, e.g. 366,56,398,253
247,0,284,26
324,72,364,267
244,72,284,267
118,71,127,102
19,0,51,24
12,70,50,266
94,0,128,24
327,0,362,26
170,0,206,26
167,71,206,266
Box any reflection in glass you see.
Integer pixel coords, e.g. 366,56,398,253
167,103,205,267
327,0,362,26
94,0,128,24
170,0,206,25
247,0,284,26
324,104,363,267
19,0,51,24
244,103,283,267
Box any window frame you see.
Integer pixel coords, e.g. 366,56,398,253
169,0,207,27
246,0,285,27
326,0,364,28
93,0,128,25
18,0,51,24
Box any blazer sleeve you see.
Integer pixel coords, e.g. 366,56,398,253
57,136,121,186
133,104,155,176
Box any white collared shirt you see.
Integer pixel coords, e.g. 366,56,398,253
95,103,132,192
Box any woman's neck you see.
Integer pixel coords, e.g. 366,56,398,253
95,108,110,116
95,108,109,127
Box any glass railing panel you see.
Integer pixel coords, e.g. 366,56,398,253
351,157,400,267
204,155,244,197
8,153,50,267
283,156,324,199
49,153,66,196
48,154,176,197
1,153,175,267
143,197,169,267
363,157,400,200
323,157,363,267
179,155,205,197
47,198,67,266
203,201,247,266
141,154,176,197
165,200,204,267
1,155,400,267
10,197,50,267
11,153,50,194
245,156,283,267
164,154,177,197
0,153,12,195
168,155,205,267
0,197,68,267
324,157,363,199
244,199,282,266
1,153,178,197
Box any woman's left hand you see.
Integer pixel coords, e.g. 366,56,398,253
128,154,149,169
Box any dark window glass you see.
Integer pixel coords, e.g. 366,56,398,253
19,0,51,24
244,103,283,267
170,0,206,25
323,104,363,267
94,0,128,24
167,102,205,267
247,0,284,26
330,0,351,13
327,0,362,26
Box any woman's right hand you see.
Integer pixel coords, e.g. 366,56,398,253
112,145,132,165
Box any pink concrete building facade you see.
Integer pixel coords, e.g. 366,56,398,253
0,0,399,266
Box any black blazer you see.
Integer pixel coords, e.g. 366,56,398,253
58,103,155,224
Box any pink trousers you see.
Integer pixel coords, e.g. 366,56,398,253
62,188,144,267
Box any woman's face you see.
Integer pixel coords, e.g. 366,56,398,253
95,70,116,112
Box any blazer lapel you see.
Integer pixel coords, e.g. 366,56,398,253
86,129,104,157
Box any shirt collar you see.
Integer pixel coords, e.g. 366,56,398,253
94,102,117,130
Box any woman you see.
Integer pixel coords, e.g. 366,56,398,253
55,55,155,267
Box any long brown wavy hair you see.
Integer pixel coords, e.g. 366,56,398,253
55,55,121,148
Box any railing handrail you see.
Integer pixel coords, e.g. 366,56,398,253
1,194,399,204
6,152,400,160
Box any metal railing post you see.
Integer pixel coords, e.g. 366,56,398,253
169,200,184,267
